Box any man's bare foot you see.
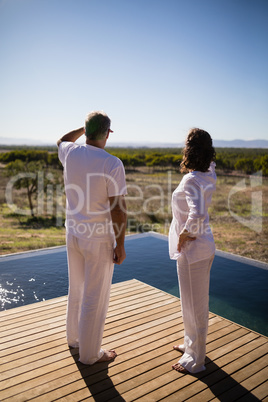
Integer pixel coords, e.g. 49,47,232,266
97,349,117,363
172,362,189,373
173,345,185,352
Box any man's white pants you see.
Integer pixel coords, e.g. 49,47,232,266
177,253,214,373
66,232,114,365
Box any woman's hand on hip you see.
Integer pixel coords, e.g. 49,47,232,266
177,230,196,252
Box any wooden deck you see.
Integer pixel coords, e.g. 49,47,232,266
0,279,267,401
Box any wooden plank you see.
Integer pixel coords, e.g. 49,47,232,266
0,304,66,332
109,281,155,298
0,299,179,362
0,303,180,373
149,337,268,402
0,298,175,355
107,291,173,313
0,296,67,321
14,321,256,401
0,318,66,346
81,336,265,402
34,341,195,402
108,288,170,309
0,312,181,392
0,325,181,401
0,325,66,357
90,334,265,402
1,289,172,339
21,324,184,402
105,300,179,331
0,279,267,402
185,355,268,401
114,338,267,402
104,305,180,338
0,337,66,367
106,293,175,320
109,279,155,297
0,279,142,324
1,313,66,338
105,297,177,324
1,310,179,398
210,368,268,401
241,381,268,401
104,311,181,345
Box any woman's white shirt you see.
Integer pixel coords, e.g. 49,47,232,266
169,162,217,264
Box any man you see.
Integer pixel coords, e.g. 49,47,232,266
57,111,127,364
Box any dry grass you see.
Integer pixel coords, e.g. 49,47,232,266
0,205,66,254
0,166,267,262
125,167,268,262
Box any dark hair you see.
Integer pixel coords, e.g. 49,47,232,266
180,128,216,173
85,111,111,140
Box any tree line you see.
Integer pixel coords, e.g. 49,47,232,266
0,147,267,175
1,147,266,218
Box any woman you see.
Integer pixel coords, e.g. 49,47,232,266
169,128,217,374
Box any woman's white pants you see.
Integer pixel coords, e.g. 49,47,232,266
177,253,214,373
66,233,114,365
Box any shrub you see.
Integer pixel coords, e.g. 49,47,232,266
234,158,254,174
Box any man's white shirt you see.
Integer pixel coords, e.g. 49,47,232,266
58,142,127,240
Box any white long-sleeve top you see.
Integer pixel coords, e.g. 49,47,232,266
169,162,217,264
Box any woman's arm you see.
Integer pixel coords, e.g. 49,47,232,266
183,177,207,235
177,177,207,252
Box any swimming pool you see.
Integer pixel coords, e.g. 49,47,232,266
0,233,267,336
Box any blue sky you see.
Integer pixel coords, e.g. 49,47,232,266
0,0,267,145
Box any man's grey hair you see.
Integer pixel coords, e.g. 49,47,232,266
85,111,111,140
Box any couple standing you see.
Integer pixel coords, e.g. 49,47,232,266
57,110,217,374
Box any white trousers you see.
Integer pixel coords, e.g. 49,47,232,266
177,253,214,373
66,232,114,365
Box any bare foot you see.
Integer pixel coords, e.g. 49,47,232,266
173,345,185,352
172,362,189,373
96,349,117,363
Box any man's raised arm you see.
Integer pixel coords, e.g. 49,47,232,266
57,127,85,147
109,195,127,265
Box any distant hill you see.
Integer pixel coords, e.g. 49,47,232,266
108,139,268,148
0,137,268,148
0,137,46,146
213,139,268,148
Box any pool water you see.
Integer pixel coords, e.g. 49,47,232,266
0,233,267,336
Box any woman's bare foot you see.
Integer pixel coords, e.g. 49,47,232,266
97,349,117,363
173,345,185,352
172,362,189,373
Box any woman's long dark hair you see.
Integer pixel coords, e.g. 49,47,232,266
180,128,216,173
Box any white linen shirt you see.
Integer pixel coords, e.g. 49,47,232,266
58,142,127,240
169,162,217,264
